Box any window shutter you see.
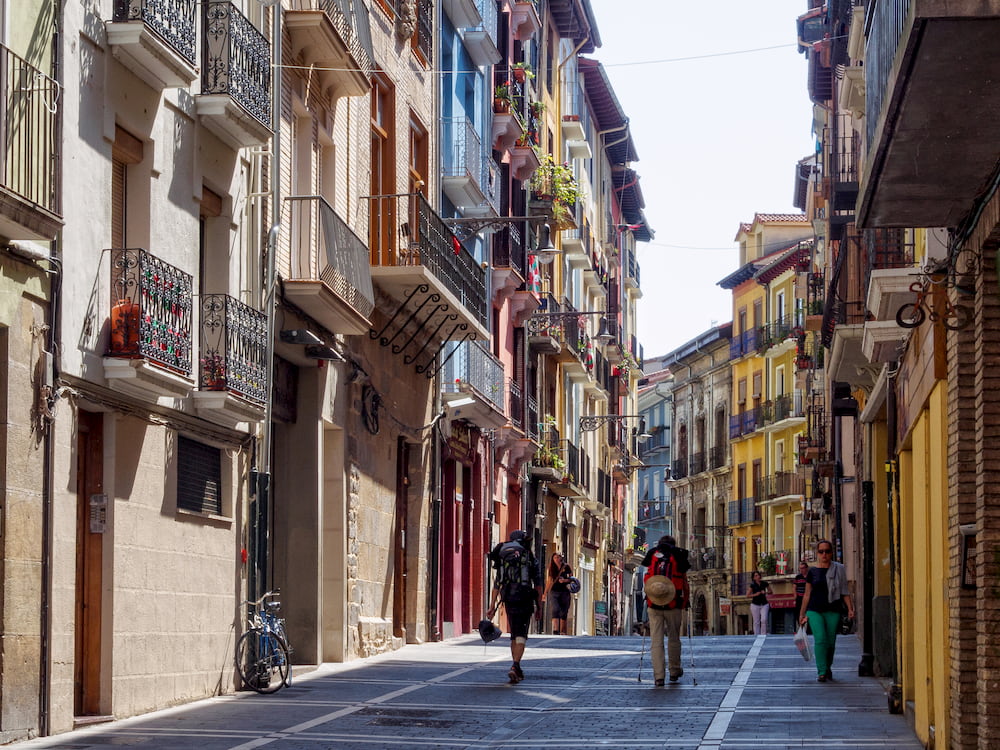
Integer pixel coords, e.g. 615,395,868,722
111,159,125,249
177,436,222,514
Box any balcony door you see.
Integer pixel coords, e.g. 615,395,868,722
74,411,104,717
369,75,395,265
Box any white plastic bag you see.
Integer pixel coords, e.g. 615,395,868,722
793,624,813,662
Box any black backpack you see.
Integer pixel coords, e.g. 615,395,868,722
494,541,534,604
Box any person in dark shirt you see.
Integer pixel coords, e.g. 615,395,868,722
794,561,809,615
798,540,855,682
544,553,573,635
747,571,772,635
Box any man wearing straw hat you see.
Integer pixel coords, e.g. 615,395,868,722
642,535,690,686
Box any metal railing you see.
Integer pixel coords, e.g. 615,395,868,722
286,195,375,320
201,1,270,126
491,221,527,277
0,43,60,221
709,445,726,470
507,378,523,429
757,471,806,501
439,116,500,216
671,458,688,480
442,340,505,411
731,571,754,598
639,497,671,522
689,451,706,475
108,248,193,376
368,192,488,329
114,0,197,64
415,0,433,61
199,294,267,404
865,0,911,149
526,392,539,441
296,0,373,78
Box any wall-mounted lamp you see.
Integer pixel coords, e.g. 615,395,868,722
534,223,560,266
281,329,322,346
579,414,645,432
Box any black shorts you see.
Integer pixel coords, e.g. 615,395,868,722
549,591,571,619
506,607,532,640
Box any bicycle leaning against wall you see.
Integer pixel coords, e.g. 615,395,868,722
236,589,293,694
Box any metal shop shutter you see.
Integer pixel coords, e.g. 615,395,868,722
177,436,222,514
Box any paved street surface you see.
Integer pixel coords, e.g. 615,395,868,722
13,634,922,749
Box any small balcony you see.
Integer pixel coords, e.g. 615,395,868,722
284,0,373,99
510,0,541,41
859,0,1000,228
639,496,671,522
458,0,500,67
283,196,375,335
441,340,507,429
757,471,806,503
107,0,198,90
709,445,727,470
623,246,641,297
0,44,62,241
104,248,194,399
192,294,267,426
442,117,499,217
368,192,489,340
196,1,272,149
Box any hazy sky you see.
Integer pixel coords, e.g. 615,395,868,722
588,0,815,359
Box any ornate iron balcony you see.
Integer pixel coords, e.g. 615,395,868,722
199,294,267,404
201,1,270,126
108,248,193,376
114,0,197,64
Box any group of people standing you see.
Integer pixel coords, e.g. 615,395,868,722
484,531,854,686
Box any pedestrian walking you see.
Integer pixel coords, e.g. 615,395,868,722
798,539,855,682
794,561,808,616
486,530,542,684
641,535,690,686
748,571,772,635
544,552,573,635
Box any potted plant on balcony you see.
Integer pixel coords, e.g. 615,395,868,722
757,553,777,577
511,62,534,84
494,81,512,113
531,153,578,230
530,100,545,117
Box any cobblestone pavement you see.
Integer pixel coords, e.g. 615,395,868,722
13,634,923,750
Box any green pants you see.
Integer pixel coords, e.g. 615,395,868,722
806,610,841,677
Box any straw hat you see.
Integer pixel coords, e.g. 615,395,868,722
644,575,676,606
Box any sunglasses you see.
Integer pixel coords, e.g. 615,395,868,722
818,548,833,554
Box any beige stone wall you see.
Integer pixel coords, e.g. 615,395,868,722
0,257,50,742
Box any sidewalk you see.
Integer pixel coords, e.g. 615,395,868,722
10,633,922,749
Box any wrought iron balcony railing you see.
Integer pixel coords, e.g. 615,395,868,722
757,471,806,501
108,248,193,376
114,0,197,64
507,378,523,429
671,458,688,480
0,43,61,226
286,195,376,322
730,570,754,598
199,294,267,404
302,0,374,78
639,496,671,522
526,392,539,441
689,451,706,475
709,445,726,470
201,1,270,126
368,192,488,330
442,340,505,411
441,116,499,213
491,221,528,277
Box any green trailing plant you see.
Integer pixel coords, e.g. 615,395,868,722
757,553,777,577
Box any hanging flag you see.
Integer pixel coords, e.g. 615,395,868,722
527,254,541,293
452,236,462,255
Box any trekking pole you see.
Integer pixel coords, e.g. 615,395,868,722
687,607,697,686
637,626,646,682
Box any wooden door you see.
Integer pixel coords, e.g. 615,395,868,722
74,411,104,716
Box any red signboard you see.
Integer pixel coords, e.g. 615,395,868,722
767,593,797,609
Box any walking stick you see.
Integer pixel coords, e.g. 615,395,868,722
687,607,697,686
637,627,646,683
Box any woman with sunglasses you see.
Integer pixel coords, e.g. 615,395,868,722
798,540,855,682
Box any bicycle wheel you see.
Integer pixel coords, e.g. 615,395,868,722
896,303,926,329
236,629,290,694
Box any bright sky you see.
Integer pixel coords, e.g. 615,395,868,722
589,0,815,360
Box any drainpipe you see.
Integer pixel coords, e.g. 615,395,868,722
256,0,282,600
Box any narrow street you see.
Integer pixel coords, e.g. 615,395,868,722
15,634,920,750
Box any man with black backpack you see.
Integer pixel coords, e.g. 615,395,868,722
641,535,691,686
486,530,542,684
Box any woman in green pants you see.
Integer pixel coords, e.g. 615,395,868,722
798,540,855,682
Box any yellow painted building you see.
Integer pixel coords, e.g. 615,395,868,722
720,215,811,634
